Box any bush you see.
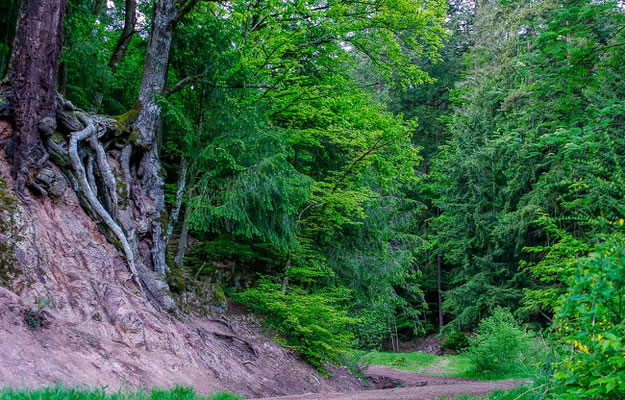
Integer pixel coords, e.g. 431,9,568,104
551,235,625,399
234,278,355,372
441,331,470,353
352,308,388,350
467,308,532,375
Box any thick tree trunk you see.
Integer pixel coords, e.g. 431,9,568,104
108,0,137,72
126,0,177,276
1,0,66,189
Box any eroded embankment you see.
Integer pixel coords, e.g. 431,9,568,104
0,153,362,399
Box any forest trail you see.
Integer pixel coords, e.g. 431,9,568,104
256,365,523,400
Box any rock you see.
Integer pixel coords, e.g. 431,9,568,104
35,167,67,197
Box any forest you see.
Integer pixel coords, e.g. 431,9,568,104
0,0,624,399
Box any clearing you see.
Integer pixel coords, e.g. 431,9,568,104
256,365,524,400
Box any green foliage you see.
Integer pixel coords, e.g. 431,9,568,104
234,278,355,371
467,308,539,376
441,332,470,353
352,309,389,350
0,386,241,400
551,235,625,398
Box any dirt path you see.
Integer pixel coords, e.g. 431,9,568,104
255,365,523,400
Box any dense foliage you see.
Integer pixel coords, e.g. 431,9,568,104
467,308,538,375
3,0,625,392
551,236,625,398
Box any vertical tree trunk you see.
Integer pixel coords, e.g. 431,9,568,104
92,0,106,17
437,254,444,330
165,157,188,247
108,0,137,72
175,179,195,268
281,257,292,295
1,0,67,189
129,0,177,275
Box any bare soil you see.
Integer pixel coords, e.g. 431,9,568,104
257,365,523,400
0,155,363,399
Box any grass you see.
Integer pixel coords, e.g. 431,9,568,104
437,386,533,399
349,350,534,381
0,386,242,400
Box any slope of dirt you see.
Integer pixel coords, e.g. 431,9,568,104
256,380,521,400
258,365,523,400
0,148,363,399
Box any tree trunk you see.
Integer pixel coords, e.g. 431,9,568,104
437,254,444,330
281,257,292,295
108,0,137,72
92,0,106,17
1,0,66,189
126,0,178,276
165,157,188,247
175,178,195,268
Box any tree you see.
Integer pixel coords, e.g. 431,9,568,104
0,0,67,190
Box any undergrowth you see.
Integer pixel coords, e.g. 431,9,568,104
0,386,242,400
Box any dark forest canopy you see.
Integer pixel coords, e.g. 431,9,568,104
1,0,625,396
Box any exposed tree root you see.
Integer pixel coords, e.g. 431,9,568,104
65,112,142,291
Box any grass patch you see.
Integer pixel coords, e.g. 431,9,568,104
350,350,534,381
0,386,242,400
349,349,438,373
437,386,534,399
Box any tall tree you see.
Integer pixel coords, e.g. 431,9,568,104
0,0,67,190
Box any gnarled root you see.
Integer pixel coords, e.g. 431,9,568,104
67,113,142,291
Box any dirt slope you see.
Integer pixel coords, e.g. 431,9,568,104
258,366,523,400
0,152,362,399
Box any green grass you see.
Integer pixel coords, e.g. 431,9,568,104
0,386,242,400
349,350,533,381
437,386,534,399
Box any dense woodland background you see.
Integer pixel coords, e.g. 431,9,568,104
1,0,625,398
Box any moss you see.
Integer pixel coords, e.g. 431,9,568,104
0,177,19,287
111,102,141,133
212,284,227,304
50,131,66,144
115,176,129,207
159,209,169,238
166,265,187,294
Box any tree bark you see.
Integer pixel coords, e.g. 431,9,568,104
92,0,106,17
437,254,444,330
1,0,66,189
175,178,195,268
108,0,137,72
281,257,292,295
165,157,188,247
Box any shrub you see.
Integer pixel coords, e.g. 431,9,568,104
467,308,531,374
234,278,355,372
551,235,625,399
441,331,470,353
352,308,388,350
